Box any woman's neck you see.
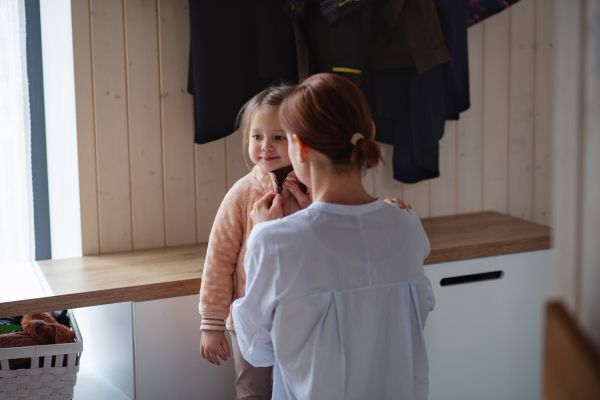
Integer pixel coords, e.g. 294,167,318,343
271,165,294,191
310,165,376,206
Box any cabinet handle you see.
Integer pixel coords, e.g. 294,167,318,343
440,270,504,286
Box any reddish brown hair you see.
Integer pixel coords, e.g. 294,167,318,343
279,73,382,170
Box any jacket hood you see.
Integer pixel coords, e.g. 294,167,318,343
249,165,281,194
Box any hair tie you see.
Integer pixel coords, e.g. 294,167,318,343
350,133,365,145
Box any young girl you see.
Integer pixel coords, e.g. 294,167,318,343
199,83,303,400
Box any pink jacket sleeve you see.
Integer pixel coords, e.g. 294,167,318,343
199,187,245,331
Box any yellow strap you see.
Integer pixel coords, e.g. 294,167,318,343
339,0,360,6
332,67,362,74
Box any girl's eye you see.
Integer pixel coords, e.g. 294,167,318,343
252,135,262,140
275,136,286,141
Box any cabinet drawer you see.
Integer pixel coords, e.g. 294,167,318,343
424,250,552,400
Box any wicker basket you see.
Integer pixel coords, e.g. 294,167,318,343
0,310,83,400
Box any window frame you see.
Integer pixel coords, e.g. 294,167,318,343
25,0,51,261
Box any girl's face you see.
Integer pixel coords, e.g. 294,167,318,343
248,106,291,172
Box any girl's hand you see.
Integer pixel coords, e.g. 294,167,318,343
200,330,230,366
250,193,284,224
284,172,312,209
384,197,412,210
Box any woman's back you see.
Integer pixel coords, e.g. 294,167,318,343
237,199,435,400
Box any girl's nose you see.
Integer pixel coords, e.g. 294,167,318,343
262,140,274,152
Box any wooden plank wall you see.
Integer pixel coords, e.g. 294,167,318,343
72,0,555,255
552,0,600,349
373,0,555,222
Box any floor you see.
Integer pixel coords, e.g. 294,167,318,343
74,361,131,400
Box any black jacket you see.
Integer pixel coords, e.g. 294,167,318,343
188,1,298,145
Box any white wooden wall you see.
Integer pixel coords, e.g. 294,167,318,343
72,0,555,256
552,0,600,349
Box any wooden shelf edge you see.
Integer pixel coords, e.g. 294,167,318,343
425,235,551,264
0,279,202,318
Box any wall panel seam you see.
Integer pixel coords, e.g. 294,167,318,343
194,143,199,243
532,0,538,222
156,0,168,247
123,0,135,251
89,0,102,253
574,0,588,316
454,120,458,214
506,8,513,217
225,137,229,190
427,180,431,216
481,21,486,212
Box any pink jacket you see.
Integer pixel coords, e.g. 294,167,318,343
199,165,302,331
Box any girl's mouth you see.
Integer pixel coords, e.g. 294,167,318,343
263,156,278,162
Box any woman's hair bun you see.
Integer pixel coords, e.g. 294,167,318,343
351,135,380,169
280,73,382,170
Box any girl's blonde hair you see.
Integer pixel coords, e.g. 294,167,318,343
236,83,297,167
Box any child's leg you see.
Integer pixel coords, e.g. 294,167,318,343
230,331,273,400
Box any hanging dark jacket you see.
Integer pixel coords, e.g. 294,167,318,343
286,0,450,85
188,1,298,145
367,0,451,73
285,0,373,86
361,0,470,183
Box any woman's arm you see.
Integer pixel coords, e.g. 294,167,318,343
231,226,279,367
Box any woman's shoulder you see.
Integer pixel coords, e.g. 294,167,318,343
248,209,313,244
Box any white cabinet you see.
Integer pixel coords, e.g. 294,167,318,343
75,295,236,400
424,250,552,400
75,250,551,399
134,295,236,400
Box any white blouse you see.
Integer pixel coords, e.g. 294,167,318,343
232,199,435,400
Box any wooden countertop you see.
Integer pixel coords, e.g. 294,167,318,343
0,211,550,317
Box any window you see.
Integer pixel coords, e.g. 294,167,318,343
0,0,81,264
0,0,37,264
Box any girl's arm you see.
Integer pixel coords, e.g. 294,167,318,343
199,187,245,331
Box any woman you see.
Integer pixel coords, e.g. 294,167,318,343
231,73,435,400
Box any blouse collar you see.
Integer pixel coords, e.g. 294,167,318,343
307,199,383,215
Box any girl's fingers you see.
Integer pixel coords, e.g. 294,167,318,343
222,339,231,358
209,351,221,366
200,346,205,359
384,197,412,210
215,346,228,362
